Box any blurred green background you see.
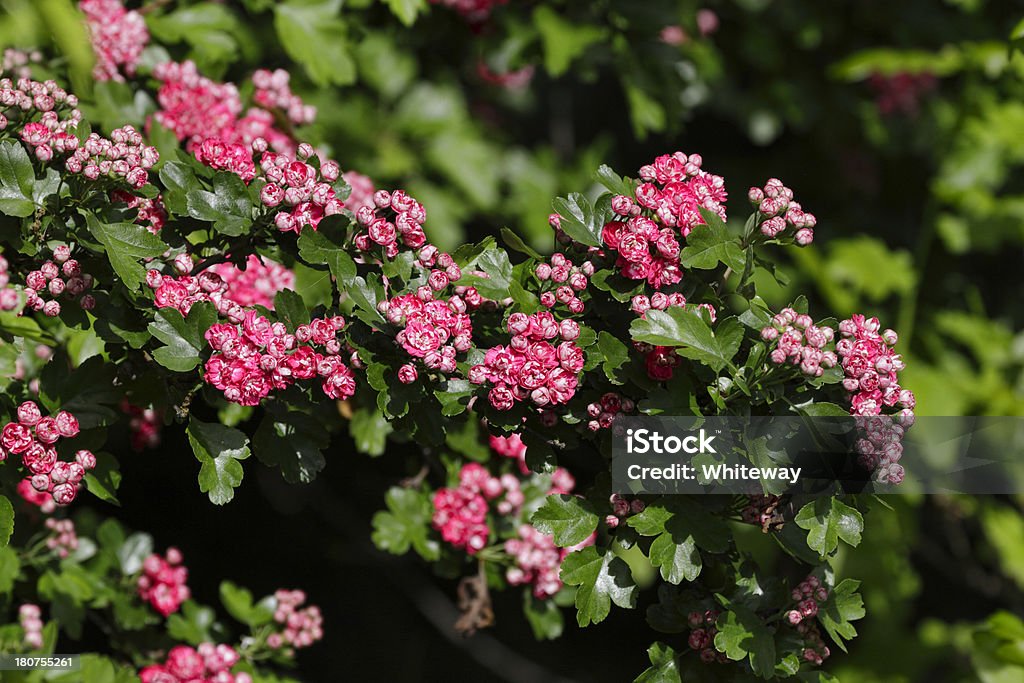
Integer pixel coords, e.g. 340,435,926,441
4,0,1024,680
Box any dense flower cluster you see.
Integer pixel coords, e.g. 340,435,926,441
210,255,296,310
2,49,42,80
112,190,167,234
204,312,356,406
535,253,589,313
19,604,43,650
342,170,376,211
0,402,96,506
605,493,645,529
836,314,914,417
251,69,316,125
122,401,162,451
504,520,593,599
760,308,838,377
45,518,79,558
140,644,250,683
352,189,428,258
66,125,158,188
585,392,634,432
194,137,257,183
747,178,816,245
259,147,344,233
854,416,909,485
489,433,528,473
432,464,502,554
137,548,190,617
267,590,324,650
381,291,471,375
784,576,831,665
80,0,149,82
12,244,96,316
1,76,82,160
687,610,728,664
469,312,584,410
152,61,242,147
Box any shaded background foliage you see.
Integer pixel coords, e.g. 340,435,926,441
3,0,1024,680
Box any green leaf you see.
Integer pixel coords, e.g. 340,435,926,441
220,580,275,627
531,494,600,547
798,402,851,417
0,139,37,217
680,211,745,272
551,192,602,247
187,418,251,505
795,498,864,557
0,545,21,592
0,495,13,547
274,0,355,86
186,171,252,235
148,301,217,372
253,408,329,484
433,378,474,417
631,309,744,373
85,213,168,292
714,598,777,678
500,227,543,259
817,579,865,652
350,408,392,456
647,534,701,585
117,532,153,575
158,160,199,214
84,452,122,505
371,486,440,561
297,226,357,281
523,592,564,640
533,6,606,76
381,0,427,26
459,247,514,300
595,164,633,197
596,331,630,383
635,642,682,683
166,601,216,644
560,546,637,627
273,289,310,333
627,499,729,585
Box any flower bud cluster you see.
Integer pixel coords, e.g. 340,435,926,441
489,433,529,473
80,0,149,82
45,518,79,558
251,69,316,125
17,478,56,514
687,610,727,664
380,291,471,375
194,138,257,183
469,312,584,410
760,308,837,377
122,401,162,451
747,178,816,245
505,521,593,599
111,190,167,234
19,604,43,650
140,644,251,683
535,253,590,312
2,49,42,80
739,494,783,532
153,61,242,148
65,125,158,188
785,575,828,627
11,245,96,317
585,392,635,432
138,548,190,617
836,314,914,417
605,493,645,529
855,416,909,485
1,76,82,162
353,189,428,258
259,149,344,233
0,401,95,506
268,589,324,650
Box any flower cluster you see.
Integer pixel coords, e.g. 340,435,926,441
137,548,190,617
204,311,356,406
469,312,584,410
489,433,528,473
209,255,296,310
687,610,728,664
112,190,167,233
352,189,428,258
477,62,535,90
16,245,96,316
760,308,837,377
504,521,592,599
140,644,250,683
342,170,376,211
605,493,645,529
0,401,96,506
268,590,324,650
854,416,909,485
122,401,162,451
430,0,507,22
747,179,816,245
535,253,589,312
45,518,79,558
432,464,499,554
19,604,43,650
251,69,316,125
836,314,914,417
784,576,831,665
381,292,471,375
260,147,344,233
80,0,149,82
194,137,257,183
66,125,159,188
17,478,56,514
153,61,242,148
585,392,635,432
2,49,42,80
1,76,82,161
